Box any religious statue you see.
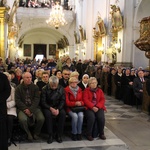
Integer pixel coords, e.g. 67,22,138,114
110,5,123,32
79,25,84,42
74,31,78,44
0,0,7,7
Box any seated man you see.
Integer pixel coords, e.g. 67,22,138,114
133,70,145,106
41,76,66,144
59,69,70,88
37,71,49,95
15,72,45,141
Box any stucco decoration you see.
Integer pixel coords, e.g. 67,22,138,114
134,16,150,59
110,5,123,32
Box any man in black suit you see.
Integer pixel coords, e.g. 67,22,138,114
0,72,11,150
59,69,70,88
133,70,145,106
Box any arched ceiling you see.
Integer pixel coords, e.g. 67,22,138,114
24,27,63,41
16,7,75,46
134,0,150,24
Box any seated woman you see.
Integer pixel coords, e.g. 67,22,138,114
3,72,17,146
65,77,84,141
83,77,106,141
78,74,89,91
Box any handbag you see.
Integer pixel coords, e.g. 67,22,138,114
70,106,85,113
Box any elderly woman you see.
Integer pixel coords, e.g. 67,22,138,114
3,72,17,146
83,77,106,141
70,71,79,79
65,77,84,141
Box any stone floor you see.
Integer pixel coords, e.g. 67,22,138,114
9,95,150,150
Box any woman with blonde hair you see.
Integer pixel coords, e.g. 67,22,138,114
65,77,84,141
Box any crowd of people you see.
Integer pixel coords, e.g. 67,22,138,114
0,56,150,149
19,0,69,10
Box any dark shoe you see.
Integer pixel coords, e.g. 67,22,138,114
33,134,40,140
86,135,94,141
77,134,82,140
71,134,77,141
99,134,106,140
47,135,53,144
27,133,33,142
8,138,11,147
55,134,62,143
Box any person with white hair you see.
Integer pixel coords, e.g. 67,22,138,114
65,77,84,141
70,71,79,79
3,72,17,147
41,76,66,144
83,77,106,141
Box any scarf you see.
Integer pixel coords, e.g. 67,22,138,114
69,85,79,98
90,88,98,106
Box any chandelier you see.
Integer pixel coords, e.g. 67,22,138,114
46,2,67,29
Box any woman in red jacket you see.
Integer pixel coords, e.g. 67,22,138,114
65,77,84,141
83,77,106,141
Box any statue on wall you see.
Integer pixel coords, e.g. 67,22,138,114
79,25,84,42
63,35,69,46
110,5,123,32
74,31,78,44
0,0,8,7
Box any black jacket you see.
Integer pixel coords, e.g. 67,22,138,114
0,73,11,120
59,78,69,88
41,84,65,110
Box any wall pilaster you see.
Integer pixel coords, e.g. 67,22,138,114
0,7,7,59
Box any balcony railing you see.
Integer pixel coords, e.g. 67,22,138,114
19,0,70,10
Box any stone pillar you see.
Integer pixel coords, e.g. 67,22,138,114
68,45,75,59
0,7,7,59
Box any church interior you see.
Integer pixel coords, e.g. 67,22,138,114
0,0,150,150
0,0,150,68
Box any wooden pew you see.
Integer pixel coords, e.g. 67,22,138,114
142,82,150,114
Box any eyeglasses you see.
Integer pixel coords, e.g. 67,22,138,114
90,82,97,84
64,74,70,75
71,81,78,83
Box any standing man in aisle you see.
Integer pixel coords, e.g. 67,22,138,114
0,72,11,150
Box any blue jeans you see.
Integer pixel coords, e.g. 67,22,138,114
68,111,84,134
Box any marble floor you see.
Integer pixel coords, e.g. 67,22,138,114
9,95,150,150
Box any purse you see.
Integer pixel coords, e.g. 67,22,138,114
70,106,85,113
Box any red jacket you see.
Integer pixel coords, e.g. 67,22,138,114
83,87,106,111
65,86,84,113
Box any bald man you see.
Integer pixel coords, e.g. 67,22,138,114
15,72,45,141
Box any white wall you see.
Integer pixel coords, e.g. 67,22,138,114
133,0,150,68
